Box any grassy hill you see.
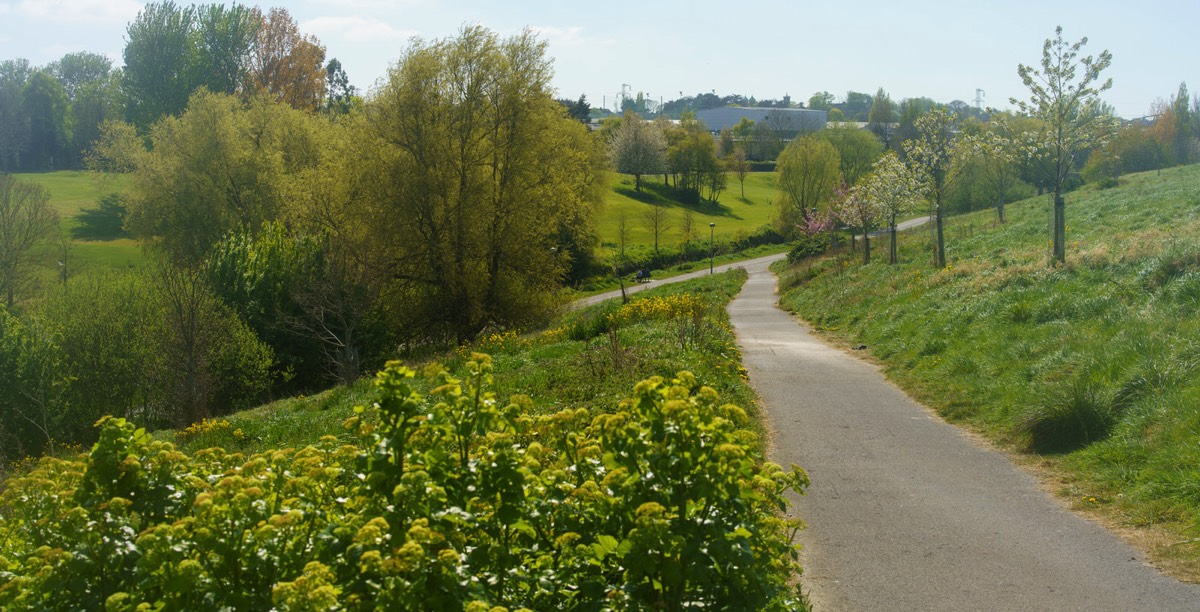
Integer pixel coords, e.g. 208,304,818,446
775,163,1200,578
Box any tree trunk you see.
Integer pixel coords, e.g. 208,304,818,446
996,195,1006,224
1052,193,1066,264
935,198,946,269
863,232,871,264
889,221,898,264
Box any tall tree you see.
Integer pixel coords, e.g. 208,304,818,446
817,123,884,186
0,59,32,171
123,1,198,129
1167,82,1193,165
248,7,327,111
844,91,873,121
979,115,1024,223
895,97,935,150
361,25,602,340
776,135,841,237
0,176,60,307
667,116,723,203
867,87,897,150
567,94,591,123
808,91,835,111
69,71,124,166
730,146,750,198
193,3,259,95
1012,26,1113,265
117,91,322,264
610,112,666,192
831,183,881,264
324,58,355,116
21,71,70,169
47,51,112,103
857,151,923,264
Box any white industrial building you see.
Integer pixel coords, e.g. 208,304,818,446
695,107,827,135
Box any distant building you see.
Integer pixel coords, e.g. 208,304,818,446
695,106,827,136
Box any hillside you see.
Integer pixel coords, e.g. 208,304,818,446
776,163,1200,577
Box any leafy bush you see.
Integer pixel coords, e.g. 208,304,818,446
787,234,827,263
0,355,809,610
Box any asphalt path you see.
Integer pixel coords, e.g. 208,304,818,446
727,256,1200,611
576,220,1199,609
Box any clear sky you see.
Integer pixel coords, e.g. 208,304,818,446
1,0,1196,118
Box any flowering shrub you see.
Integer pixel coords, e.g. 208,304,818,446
0,355,808,610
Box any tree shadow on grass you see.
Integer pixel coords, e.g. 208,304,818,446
71,194,131,241
616,181,739,219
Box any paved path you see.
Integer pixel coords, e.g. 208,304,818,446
727,257,1200,610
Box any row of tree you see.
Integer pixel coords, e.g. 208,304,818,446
779,29,1199,269
0,2,354,171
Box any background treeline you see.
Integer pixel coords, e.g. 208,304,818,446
0,1,351,172
0,24,603,463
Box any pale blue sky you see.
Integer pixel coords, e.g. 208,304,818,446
1,0,1196,118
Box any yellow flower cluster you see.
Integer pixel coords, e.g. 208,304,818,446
457,329,524,357
538,326,567,344
612,293,707,324
180,418,233,439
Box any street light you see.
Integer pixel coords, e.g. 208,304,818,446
709,223,716,274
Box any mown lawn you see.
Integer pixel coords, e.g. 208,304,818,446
597,171,780,249
14,171,143,276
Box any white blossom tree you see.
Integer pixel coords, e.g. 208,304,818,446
1011,26,1112,265
858,151,924,264
903,108,979,269
831,183,880,264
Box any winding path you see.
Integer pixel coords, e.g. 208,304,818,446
728,257,1200,610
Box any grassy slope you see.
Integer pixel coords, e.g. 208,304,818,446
776,163,1200,577
168,270,760,456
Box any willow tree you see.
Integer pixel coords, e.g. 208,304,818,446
1012,26,1112,265
776,135,841,238
102,91,323,265
363,26,602,341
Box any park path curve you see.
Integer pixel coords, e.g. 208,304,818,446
727,256,1200,611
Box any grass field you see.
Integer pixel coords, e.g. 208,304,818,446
597,171,781,249
14,171,143,275
776,163,1200,578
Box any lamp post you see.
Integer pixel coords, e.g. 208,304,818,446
709,223,716,274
